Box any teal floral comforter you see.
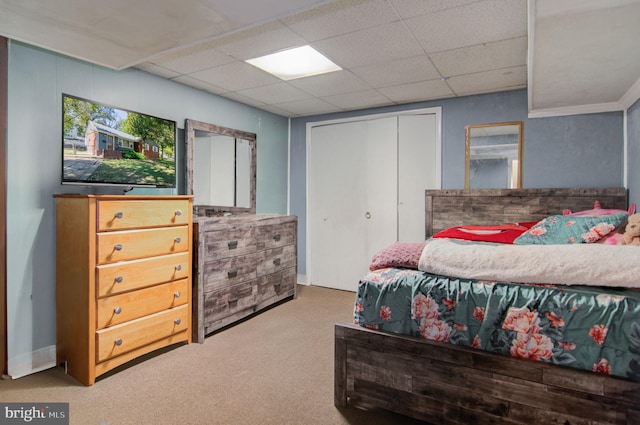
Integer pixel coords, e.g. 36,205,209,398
354,268,640,381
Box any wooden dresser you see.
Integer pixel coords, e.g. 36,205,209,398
55,194,193,386
193,214,297,343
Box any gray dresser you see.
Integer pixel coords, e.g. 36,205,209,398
192,214,297,343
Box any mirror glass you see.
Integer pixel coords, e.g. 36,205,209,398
465,121,523,189
185,119,256,215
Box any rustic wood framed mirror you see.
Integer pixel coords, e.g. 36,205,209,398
185,119,256,215
465,121,523,189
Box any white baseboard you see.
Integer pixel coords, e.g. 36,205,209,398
7,345,56,379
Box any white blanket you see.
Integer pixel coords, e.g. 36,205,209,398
418,238,640,288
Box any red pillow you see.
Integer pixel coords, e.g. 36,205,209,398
431,223,536,244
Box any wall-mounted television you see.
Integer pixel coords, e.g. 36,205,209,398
62,94,177,188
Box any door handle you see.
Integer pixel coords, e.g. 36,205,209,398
365,212,371,219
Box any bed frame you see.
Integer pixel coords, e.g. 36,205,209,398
335,187,640,425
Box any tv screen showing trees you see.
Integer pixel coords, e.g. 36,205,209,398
62,94,177,188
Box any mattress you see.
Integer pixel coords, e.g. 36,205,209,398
354,267,640,381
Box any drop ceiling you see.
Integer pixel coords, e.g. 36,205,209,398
0,0,638,118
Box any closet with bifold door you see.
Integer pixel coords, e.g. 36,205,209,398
307,108,441,291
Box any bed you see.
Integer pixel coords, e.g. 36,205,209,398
335,188,640,425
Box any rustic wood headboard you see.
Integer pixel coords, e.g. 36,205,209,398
425,187,628,237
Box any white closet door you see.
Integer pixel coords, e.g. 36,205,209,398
308,117,397,291
398,114,439,241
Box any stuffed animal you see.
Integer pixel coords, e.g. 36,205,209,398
623,214,640,246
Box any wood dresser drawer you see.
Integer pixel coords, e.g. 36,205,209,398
96,252,189,297
203,280,256,328
97,226,190,264
201,253,257,291
257,267,296,302
97,279,189,328
255,221,296,250
97,199,190,231
203,227,255,259
96,304,189,363
257,245,296,276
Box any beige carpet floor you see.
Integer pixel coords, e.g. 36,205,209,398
0,285,427,425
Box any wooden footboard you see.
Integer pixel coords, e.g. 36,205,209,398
335,322,640,425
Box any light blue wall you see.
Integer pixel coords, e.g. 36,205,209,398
290,89,625,277
628,98,640,207
6,41,289,377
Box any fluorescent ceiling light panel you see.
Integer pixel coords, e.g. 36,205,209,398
246,45,341,80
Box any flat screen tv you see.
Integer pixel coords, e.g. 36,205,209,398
62,94,177,188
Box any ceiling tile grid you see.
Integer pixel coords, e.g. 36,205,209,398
1,0,637,117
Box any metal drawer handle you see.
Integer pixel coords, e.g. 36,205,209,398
174,291,181,298
114,212,123,219
174,318,182,325
273,234,281,241
114,338,123,346
228,297,238,304
175,209,182,216
115,276,123,283
174,237,181,244
228,240,238,249
228,269,238,278
114,244,123,251
114,306,122,314
175,264,182,271
273,258,281,266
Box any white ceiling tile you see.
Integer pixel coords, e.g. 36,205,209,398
282,0,400,41
222,92,267,107
531,1,640,109
236,82,313,104
313,21,425,69
188,61,280,92
430,37,527,78
0,0,234,68
213,21,307,60
288,70,369,97
171,75,229,95
351,55,441,88
1,0,636,117
405,0,527,53
388,0,481,18
135,63,181,80
149,44,236,75
256,104,295,117
447,66,527,96
209,0,336,24
378,79,455,103
273,98,341,116
322,89,393,110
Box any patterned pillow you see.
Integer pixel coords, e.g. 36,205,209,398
513,213,628,245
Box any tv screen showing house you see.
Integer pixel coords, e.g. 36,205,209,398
62,94,177,188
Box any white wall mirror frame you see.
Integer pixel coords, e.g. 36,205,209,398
185,119,256,215
465,121,523,190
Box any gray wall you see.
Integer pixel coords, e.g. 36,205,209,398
290,89,625,277
6,41,289,377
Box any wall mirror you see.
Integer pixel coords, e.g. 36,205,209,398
465,121,523,189
185,119,256,215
